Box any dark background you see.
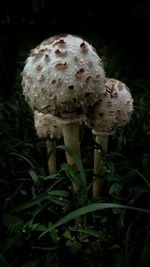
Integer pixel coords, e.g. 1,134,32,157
0,3,150,266
0,0,150,98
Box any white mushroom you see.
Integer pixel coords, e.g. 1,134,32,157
22,33,105,115
84,78,134,198
22,33,105,193
34,110,62,174
34,110,62,140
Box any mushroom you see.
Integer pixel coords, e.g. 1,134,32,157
34,110,62,174
84,78,134,198
22,33,105,193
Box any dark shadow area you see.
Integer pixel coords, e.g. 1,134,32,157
0,2,150,267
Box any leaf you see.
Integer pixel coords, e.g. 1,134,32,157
48,190,69,198
63,229,72,239
76,228,100,238
68,241,81,254
14,177,64,212
21,259,40,267
58,146,87,188
40,172,63,180
39,203,150,237
109,183,122,196
0,255,9,267
137,171,150,190
61,163,81,187
30,223,47,232
9,152,35,169
29,169,40,186
14,193,48,212
3,213,24,233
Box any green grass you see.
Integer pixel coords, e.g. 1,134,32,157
0,34,150,267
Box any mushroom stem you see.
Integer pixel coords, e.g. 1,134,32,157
62,123,81,193
93,135,108,198
46,139,57,175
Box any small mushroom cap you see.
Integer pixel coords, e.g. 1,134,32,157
84,78,134,136
34,110,62,139
22,33,105,115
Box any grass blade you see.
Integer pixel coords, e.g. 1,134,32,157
40,203,150,236
57,145,88,201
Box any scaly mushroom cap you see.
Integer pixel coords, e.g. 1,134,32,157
22,33,105,116
84,78,134,135
34,110,62,139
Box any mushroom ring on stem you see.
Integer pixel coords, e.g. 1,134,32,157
22,33,105,194
84,78,134,198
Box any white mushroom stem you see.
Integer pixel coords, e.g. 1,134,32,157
62,123,81,193
46,139,57,175
93,135,108,198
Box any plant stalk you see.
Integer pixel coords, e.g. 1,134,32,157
46,139,57,175
93,135,108,198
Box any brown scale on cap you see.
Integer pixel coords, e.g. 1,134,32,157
85,76,91,83
55,49,67,57
107,100,112,106
73,97,77,103
102,91,107,97
84,92,94,98
80,42,88,53
44,54,50,61
31,52,43,61
38,74,45,82
55,62,67,69
126,99,132,104
94,74,101,81
26,75,33,80
88,61,93,66
51,79,57,84
42,38,55,45
92,46,97,53
42,34,67,46
117,81,124,90
30,51,38,57
68,85,74,90
105,81,115,97
35,64,42,71
53,39,66,48
108,110,115,114
39,48,49,53
75,68,85,77
74,56,79,63
51,79,62,86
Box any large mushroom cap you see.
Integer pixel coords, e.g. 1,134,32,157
34,110,62,139
22,33,105,115
85,78,134,135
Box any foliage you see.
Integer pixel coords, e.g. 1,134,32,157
0,34,150,267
